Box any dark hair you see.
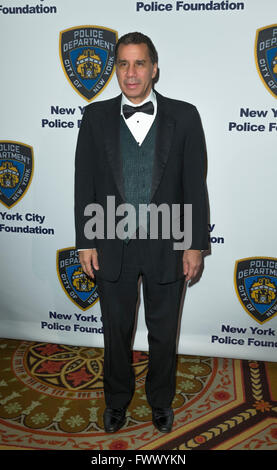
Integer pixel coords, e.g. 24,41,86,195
115,32,158,65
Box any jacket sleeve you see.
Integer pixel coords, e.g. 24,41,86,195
74,107,97,250
183,105,209,250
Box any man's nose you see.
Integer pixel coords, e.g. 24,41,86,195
126,64,136,76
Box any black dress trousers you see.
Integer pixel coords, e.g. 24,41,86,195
96,236,185,409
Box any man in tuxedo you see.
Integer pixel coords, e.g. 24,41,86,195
75,32,208,433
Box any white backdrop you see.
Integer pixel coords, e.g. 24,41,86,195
0,0,276,362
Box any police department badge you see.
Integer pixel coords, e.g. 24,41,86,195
234,257,277,324
0,141,34,208
60,25,117,101
57,247,99,310
255,24,277,98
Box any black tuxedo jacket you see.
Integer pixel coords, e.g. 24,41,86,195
75,91,208,283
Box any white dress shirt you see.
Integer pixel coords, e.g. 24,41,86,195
121,89,157,145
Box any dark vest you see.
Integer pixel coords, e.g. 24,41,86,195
120,116,157,242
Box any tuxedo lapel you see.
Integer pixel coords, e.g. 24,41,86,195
150,92,175,201
104,94,126,202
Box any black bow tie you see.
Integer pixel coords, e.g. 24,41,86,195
123,101,154,119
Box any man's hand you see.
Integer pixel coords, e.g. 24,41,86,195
79,249,99,279
183,249,202,282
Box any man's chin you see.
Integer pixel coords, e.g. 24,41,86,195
123,90,149,104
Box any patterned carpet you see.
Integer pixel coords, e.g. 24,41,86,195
0,338,277,450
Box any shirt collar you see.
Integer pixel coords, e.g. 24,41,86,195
121,89,157,115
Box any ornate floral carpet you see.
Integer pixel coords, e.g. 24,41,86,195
0,338,277,451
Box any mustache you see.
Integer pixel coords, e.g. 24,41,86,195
124,80,141,84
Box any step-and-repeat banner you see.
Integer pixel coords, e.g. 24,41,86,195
0,0,276,362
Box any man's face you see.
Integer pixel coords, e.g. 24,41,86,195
116,43,158,104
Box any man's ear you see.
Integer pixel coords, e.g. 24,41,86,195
152,63,158,79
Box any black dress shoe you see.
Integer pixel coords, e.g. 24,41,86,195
103,407,126,433
152,407,174,433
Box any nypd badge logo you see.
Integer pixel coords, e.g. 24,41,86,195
234,257,277,324
255,24,277,98
0,141,33,208
57,247,99,310
60,25,117,101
